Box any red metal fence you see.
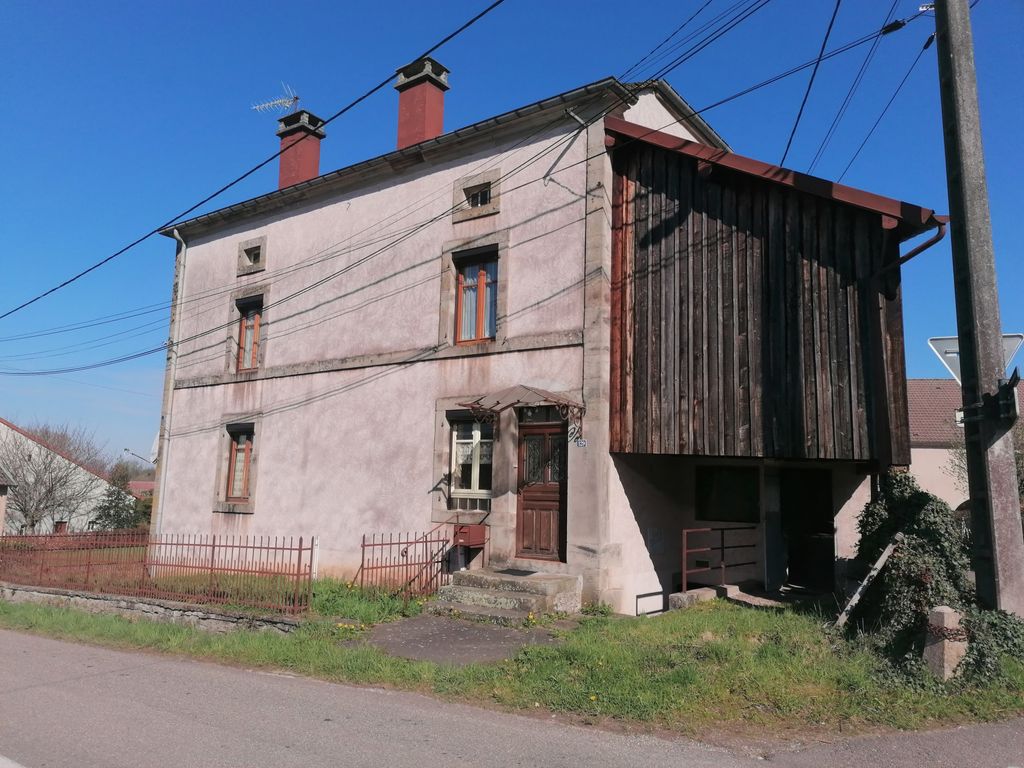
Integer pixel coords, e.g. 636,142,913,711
681,526,758,593
0,531,314,614
359,529,453,596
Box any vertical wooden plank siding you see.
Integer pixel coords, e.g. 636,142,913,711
609,144,910,463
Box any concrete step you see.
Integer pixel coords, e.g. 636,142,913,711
452,569,579,597
437,584,546,613
427,600,532,627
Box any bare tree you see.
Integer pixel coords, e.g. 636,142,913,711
0,422,108,533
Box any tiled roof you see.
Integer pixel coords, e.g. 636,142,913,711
907,378,1024,448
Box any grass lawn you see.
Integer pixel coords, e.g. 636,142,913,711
0,596,1021,737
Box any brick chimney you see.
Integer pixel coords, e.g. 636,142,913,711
276,110,326,189
395,58,450,150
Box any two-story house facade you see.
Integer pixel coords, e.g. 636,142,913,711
154,59,943,614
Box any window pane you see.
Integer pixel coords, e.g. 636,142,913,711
478,462,492,491
242,320,255,366
229,435,248,498
483,266,497,338
459,283,477,340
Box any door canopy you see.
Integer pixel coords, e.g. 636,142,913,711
457,385,585,441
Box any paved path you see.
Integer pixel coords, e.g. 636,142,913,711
0,629,1021,768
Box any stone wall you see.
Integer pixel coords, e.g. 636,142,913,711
0,582,300,634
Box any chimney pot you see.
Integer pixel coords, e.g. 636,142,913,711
395,57,450,150
276,109,326,189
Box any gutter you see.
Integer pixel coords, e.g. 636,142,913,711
875,215,949,278
151,228,188,535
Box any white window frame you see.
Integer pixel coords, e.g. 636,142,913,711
450,419,493,509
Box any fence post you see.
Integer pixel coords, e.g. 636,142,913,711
294,536,304,614
85,544,93,590
209,535,216,597
682,529,688,594
719,529,726,587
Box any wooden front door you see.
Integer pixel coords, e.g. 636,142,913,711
516,422,567,561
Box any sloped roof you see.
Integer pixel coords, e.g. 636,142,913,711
160,78,725,239
0,417,109,482
604,116,943,242
906,378,1024,448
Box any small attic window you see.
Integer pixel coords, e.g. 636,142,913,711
465,183,491,208
237,236,267,276
453,170,500,223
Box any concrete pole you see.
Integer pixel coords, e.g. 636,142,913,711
934,0,1024,615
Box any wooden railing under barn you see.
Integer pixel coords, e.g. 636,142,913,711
0,531,314,614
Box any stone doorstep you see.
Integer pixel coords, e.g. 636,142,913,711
452,569,581,597
0,582,301,634
437,584,547,613
427,600,534,627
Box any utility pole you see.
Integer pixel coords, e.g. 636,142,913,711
934,0,1024,615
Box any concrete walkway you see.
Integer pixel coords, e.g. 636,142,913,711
0,629,1021,768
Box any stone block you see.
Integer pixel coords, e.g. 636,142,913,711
923,605,968,681
668,588,716,610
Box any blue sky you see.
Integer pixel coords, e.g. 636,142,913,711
0,0,1020,459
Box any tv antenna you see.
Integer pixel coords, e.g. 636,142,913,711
251,83,300,115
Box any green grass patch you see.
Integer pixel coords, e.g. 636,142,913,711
309,578,425,623
1,598,1020,736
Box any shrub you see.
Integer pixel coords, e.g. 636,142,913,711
853,470,1024,680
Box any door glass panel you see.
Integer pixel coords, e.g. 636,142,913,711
549,438,565,483
524,435,544,483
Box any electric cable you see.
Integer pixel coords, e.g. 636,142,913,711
779,0,842,167
837,33,935,182
0,0,509,322
806,0,899,174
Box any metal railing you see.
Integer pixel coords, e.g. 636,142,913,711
0,531,314,614
681,526,758,593
359,520,489,598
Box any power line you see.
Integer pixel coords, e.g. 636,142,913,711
0,0,508,323
806,0,898,174
779,0,842,167
619,0,717,81
0,0,769,361
0,12,929,379
837,34,935,182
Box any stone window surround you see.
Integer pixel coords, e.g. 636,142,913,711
438,230,509,350
225,283,270,378
431,396,517,525
213,415,260,515
237,235,267,276
452,168,501,223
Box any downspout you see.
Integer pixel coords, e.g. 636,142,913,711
152,228,188,535
875,215,949,277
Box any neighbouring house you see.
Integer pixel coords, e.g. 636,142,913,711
153,59,943,614
128,480,156,499
0,417,112,534
907,377,1024,511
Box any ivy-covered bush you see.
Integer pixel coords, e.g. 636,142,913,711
853,470,1024,681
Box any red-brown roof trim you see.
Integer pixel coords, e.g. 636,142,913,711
605,116,942,241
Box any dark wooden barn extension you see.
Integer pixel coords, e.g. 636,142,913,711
607,117,943,466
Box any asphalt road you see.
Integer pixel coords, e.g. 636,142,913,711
0,629,1021,768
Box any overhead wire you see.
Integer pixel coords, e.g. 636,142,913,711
806,0,899,174
0,0,767,363
0,0,509,323
0,8,934,379
779,0,843,167
1,4,934,381
837,33,935,182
